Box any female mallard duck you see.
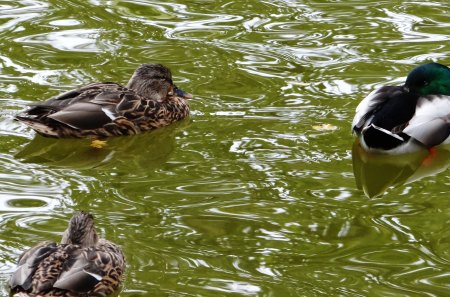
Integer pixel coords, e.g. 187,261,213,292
9,212,125,297
15,63,192,138
352,62,450,154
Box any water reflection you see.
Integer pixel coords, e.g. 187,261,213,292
1,0,450,295
352,141,450,198
14,120,189,170
0,1,48,33
16,29,104,52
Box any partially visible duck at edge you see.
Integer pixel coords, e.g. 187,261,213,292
15,63,192,138
9,212,125,297
352,62,450,154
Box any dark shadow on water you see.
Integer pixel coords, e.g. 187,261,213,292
14,120,189,171
352,140,450,198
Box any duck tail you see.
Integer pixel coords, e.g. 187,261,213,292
362,124,407,150
15,116,59,137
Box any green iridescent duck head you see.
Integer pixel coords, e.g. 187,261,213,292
404,62,450,96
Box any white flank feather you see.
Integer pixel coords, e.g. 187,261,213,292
101,107,117,120
83,269,103,281
404,95,450,146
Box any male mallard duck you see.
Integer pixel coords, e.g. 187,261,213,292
16,63,192,138
9,212,125,297
352,62,450,154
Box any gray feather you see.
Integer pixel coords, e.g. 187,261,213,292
9,242,57,290
47,102,115,130
53,251,102,293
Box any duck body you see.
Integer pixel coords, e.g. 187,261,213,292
352,63,450,154
9,212,125,297
16,64,192,138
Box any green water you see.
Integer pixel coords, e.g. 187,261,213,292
1,0,449,296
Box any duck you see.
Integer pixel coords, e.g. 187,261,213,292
15,63,192,138
9,212,125,297
352,62,450,154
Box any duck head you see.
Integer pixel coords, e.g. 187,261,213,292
61,212,98,248
404,62,450,96
126,63,193,101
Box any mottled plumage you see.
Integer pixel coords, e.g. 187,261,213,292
10,212,125,297
352,63,450,154
15,64,192,138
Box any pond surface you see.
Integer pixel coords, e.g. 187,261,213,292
0,0,449,296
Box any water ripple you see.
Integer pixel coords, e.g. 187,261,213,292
15,29,106,52
0,0,48,33
1,0,450,296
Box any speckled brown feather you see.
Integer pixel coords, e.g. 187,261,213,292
9,212,125,297
15,64,191,138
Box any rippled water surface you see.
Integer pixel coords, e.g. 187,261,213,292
1,0,450,296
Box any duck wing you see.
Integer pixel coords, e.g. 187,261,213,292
52,248,103,293
9,241,58,291
403,95,450,147
46,91,128,130
53,240,125,294
20,82,141,131
352,86,405,132
25,82,123,115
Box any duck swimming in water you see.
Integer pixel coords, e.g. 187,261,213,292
9,212,125,297
352,62,450,154
15,63,192,138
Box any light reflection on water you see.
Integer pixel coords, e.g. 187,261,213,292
0,0,449,296
16,29,105,52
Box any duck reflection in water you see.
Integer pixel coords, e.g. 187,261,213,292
352,140,450,198
14,119,188,170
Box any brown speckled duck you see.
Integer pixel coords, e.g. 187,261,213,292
9,212,125,297
15,63,192,138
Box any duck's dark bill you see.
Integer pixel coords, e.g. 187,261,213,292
174,87,193,99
